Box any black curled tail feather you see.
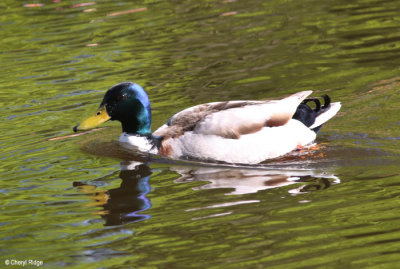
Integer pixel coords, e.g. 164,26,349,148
318,94,331,114
292,94,331,132
303,98,321,112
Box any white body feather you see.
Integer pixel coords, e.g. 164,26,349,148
162,119,316,164
310,102,341,129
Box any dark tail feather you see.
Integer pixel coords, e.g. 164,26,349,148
292,94,332,132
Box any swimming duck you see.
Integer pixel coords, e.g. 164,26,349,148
73,82,341,164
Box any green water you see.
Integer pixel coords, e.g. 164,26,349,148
1,0,400,268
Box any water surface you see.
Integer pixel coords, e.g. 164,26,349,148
1,0,400,267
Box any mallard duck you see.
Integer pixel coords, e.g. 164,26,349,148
73,82,341,164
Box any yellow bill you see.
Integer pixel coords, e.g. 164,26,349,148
73,106,111,132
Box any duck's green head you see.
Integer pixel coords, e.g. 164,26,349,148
73,82,152,135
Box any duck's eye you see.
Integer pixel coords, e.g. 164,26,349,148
119,94,127,101
106,104,113,114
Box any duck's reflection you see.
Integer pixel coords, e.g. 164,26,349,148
172,166,340,195
74,161,152,226
74,161,340,226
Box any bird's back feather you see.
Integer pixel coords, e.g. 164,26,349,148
154,90,313,139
